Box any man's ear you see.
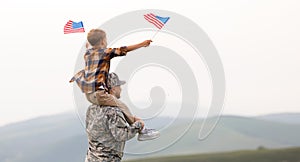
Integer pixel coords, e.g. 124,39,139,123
110,87,115,94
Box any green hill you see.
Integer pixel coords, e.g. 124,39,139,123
0,113,300,162
257,113,300,124
125,147,300,162
124,116,300,159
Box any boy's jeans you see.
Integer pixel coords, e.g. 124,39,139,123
85,90,135,124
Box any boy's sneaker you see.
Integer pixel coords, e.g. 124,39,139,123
137,128,160,141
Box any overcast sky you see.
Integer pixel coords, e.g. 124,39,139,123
0,0,299,126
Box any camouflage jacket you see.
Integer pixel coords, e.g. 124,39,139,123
85,105,142,162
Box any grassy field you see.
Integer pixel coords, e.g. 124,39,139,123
125,147,300,162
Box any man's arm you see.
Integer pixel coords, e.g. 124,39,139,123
108,109,144,142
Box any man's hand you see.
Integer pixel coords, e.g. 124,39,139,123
139,120,145,130
134,117,145,130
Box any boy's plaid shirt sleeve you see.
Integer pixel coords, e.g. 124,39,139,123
105,46,127,58
69,47,127,93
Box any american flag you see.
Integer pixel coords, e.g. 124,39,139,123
144,13,170,29
64,20,85,34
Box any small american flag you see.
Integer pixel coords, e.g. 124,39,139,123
144,13,170,29
64,20,85,34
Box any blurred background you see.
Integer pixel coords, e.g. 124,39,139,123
0,0,299,161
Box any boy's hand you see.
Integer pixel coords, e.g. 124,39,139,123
142,40,152,47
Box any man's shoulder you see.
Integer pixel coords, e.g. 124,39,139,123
88,105,124,119
88,104,121,111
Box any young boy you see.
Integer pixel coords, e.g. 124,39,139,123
70,29,159,141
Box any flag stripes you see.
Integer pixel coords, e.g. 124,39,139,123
144,13,165,29
64,20,85,34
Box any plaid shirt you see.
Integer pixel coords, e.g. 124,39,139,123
70,46,127,93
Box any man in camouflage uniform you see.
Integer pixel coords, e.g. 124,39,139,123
85,73,145,162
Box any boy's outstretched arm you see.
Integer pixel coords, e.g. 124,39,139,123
126,40,152,52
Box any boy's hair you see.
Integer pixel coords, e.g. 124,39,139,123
87,29,106,46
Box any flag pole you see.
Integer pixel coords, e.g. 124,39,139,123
151,28,161,40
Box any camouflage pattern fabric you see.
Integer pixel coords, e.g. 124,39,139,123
85,105,142,162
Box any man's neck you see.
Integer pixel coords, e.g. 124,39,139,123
109,91,117,98
93,44,106,49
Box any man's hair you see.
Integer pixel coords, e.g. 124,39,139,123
87,29,106,46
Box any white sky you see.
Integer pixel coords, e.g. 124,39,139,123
0,0,300,126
